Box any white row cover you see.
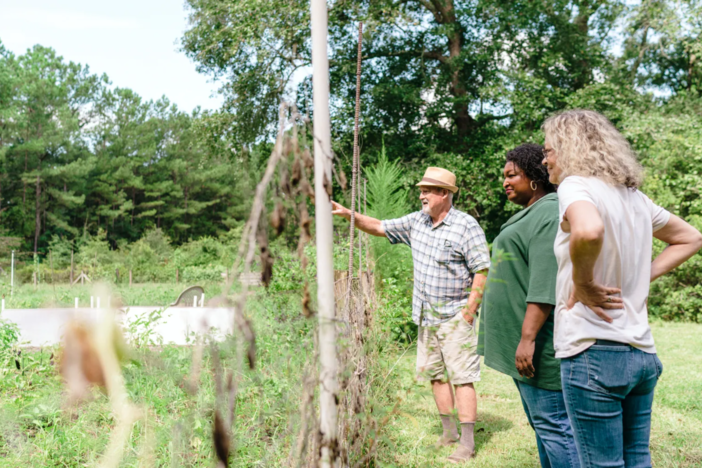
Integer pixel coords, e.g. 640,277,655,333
1,306,236,347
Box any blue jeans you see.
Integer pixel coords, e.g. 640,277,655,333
561,344,663,468
515,379,581,468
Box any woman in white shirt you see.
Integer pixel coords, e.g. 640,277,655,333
541,109,702,468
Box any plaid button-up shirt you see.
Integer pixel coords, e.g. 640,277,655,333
382,207,491,327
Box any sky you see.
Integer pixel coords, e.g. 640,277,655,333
0,0,224,112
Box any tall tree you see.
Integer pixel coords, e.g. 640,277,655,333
3,46,104,253
182,0,626,151
89,87,155,241
621,0,702,94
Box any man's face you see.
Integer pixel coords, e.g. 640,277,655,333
419,187,449,215
542,138,562,185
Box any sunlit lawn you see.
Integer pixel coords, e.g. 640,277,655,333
374,321,702,467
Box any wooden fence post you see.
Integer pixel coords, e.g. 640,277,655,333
70,249,74,286
311,4,339,465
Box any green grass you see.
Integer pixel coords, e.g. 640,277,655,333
371,321,702,467
0,286,313,467
0,283,226,309
0,281,700,467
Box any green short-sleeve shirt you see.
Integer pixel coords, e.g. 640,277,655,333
477,193,561,391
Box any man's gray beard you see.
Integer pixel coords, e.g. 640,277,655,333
421,204,431,215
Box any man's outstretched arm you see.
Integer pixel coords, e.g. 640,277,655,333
331,201,386,237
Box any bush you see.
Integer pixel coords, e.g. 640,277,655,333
173,236,234,268
14,229,245,285
181,264,226,282
624,104,702,322
364,145,416,340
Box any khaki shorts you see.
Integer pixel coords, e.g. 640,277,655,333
416,312,481,385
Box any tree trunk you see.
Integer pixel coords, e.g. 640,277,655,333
444,0,474,142
421,0,476,145
311,1,339,466
34,171,41,255
572,1,594,90
23,152,27,204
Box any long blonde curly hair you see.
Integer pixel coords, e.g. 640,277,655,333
542,109,644,188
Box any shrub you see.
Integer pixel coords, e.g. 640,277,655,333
364,144,416,340
624,105,702,322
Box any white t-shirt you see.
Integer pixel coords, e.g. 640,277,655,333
554,176,671,358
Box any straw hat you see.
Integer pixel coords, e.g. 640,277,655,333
416,167,458,193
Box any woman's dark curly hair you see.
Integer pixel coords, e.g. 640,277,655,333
506,143,556,193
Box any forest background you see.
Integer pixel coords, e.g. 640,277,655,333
0,0,701,323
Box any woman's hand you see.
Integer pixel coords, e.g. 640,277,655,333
515,339,536,378
567,280,623,323
517,303,553,379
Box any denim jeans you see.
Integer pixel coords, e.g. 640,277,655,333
515,379,581,468
561,344,663,468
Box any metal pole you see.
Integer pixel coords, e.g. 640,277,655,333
347,22,364,285
311,0,339,465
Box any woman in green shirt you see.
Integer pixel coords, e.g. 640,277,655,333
478,144,579,468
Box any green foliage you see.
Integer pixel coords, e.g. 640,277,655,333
0,286,317,466
376,276,416,343
622,101,702,321
0,319,19,355
364,146,416,340
0,42,258,254
125,307,166,347
365,144,413,281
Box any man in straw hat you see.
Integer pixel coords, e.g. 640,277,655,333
332,167,490,463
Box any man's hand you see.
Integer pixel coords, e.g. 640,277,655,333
515,339,536,378
331,200,351,219
331,200,386,237
461,309,476,325
567,280,623,323
461,271,487,325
